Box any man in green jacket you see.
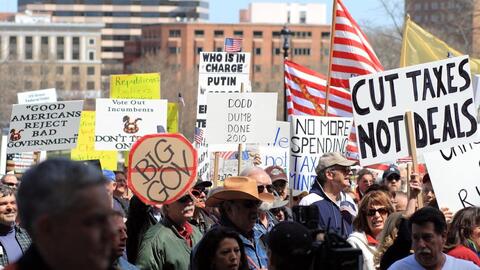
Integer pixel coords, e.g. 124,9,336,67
136,192,202,270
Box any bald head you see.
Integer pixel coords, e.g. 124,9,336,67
240,167,271,186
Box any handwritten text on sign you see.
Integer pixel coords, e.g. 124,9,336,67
424,142,480,213
290,116,352,191
128,134,197,205
7,101,83,153
206,93,277,145
350,56,478,166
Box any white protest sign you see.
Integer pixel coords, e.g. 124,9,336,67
257,121,290,173
209,151,254,182
290,116,352,191
195,52,251,182
95,99,167,151
206,92,277,145
7,100,83,153
17,88,57,104
424,142,480,213
350,56,479,166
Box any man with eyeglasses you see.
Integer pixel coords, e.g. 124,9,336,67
0,175,18,189
136,191,202,270
190,180,217,234
299,152,357,239
382,165,401,193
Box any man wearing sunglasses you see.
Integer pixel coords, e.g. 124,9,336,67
382,165,401,193
299,152,357,239
0,174,18,189
136,192,202,270
190,180,217,234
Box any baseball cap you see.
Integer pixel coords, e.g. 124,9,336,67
267,221,313,257
193,179,212,190
382,165,400,180
265,165,288,183
315,152,356,174
102,170,116,182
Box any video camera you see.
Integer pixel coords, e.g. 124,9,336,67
292,205,363,270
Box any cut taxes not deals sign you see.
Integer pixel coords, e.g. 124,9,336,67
7,101,83,153
350,56,479,166
95,99,167,151
206,92,277,145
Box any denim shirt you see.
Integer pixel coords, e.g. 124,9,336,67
254,211,276,236
239,228,268,270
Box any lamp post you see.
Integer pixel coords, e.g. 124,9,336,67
280,25,292,121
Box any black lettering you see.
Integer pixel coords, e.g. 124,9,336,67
422,69,435,100
352,79,370,115
458,189,474,208
426,107,440,145
376,120,390,154
432,66,447,97
459,57,471,91
446,62,457,93
453,103,465,138
462,98,478,136
358,123,376,158
414,112,428,148
442,105,456,141
370,78,385,110
406,70,422,102
388,115,404,152
384,73,399,107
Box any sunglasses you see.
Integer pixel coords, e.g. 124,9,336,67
366,208,389,217
387,175,400,182
257,185,273,193
4,183,18,188
191,189,205,197
177,194,194,204
330,167,351,176
241,200,261,209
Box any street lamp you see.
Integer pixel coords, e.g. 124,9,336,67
280,25,292,121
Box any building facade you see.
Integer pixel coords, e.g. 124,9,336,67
239,3,327,25
18,0,209,83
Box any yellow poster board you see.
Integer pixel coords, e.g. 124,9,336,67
167,103,179,133
110,73,161,99
71,111,118,170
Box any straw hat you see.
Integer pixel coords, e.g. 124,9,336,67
206,176,274,207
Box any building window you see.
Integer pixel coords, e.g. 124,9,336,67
169,29,181,37
254,65,261,72
9,36,17,60
24,81,32,89
196,47,203,54
274,48,281,55
41,36,49,60
255,47,262,55
71,81,80,90
87,81,95,90
253,31,263,38
321,32,330,39
25,36,33,60
24,66,33,75
168,47,181,54
40,81,48,89
57,37,65,60
299,11,307,23
72,66,80,75
56,66,63,75
87,66,95,75
215,47,222,52
194,30,204,37
233,30,243,37
88,38,95,45
214,30,224,37
72,37,80,60
88,51,95,61
55,81,64,90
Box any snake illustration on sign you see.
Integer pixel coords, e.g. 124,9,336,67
128,133,198,205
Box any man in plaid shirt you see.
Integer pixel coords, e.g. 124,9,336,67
0,185,31,267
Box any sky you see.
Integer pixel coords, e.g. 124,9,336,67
0,0,402,27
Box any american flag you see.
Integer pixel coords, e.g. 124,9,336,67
328,0,386,168
219,151,236,160
285,59,352,118
194,127,204,144
224,38,242,53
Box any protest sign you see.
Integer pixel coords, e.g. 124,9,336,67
290,116,352,191
257,121,290,173
350,56,479,166
7,100,83,153
17,88,57,104
212,155,254,182
195,52,251,182
71,111,117,170
206,92,277,144
167,103,179,133
95,99,167,151
110,73,160,99
128,133,197,205
424,142,480,213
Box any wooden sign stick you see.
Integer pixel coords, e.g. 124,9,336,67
405,110,424,208
213,152,220,187
237,83,244,175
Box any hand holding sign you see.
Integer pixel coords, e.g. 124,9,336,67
128,133,197,205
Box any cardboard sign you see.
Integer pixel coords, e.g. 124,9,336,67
95,99,167,151
350,56,479,166
71,111,117,170
257,121,290,174
206,93,277,144
17,88,57,104
290,116,352,191
195,52,251,182
424,142,480,213
128,133,197,205
110,73,160,99
7,101,83,153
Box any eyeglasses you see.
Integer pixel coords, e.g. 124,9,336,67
387,175,400,182
330,167,351,176
177,194,193,204
241,200,261,209
4,183,18,188
366,207,389,217
257,185,273,193
191,189,204,198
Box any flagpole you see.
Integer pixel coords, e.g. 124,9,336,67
324,0,338,116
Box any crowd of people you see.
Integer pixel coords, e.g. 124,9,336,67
0,153,478,269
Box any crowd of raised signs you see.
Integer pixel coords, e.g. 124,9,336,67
0,152,478,270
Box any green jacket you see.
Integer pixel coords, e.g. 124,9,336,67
136,218,202,270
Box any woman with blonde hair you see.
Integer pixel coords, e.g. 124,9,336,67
373,212,404,267
347,190,394,270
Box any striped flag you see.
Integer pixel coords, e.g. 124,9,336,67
194,127,204,144
219,151,236,160
328,0,384,164
285,60,352,118
224,38,242,53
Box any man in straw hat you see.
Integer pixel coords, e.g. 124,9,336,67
204,176,274,270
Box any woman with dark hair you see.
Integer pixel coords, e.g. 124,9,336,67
193,226,248,270
445,206,480,266
347,190,395,270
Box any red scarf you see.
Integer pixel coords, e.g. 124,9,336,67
366,234,379,246
176,222,193,247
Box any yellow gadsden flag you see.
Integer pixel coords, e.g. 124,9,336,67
401,17,480,74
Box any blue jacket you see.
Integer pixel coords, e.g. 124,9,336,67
310,182,355,239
